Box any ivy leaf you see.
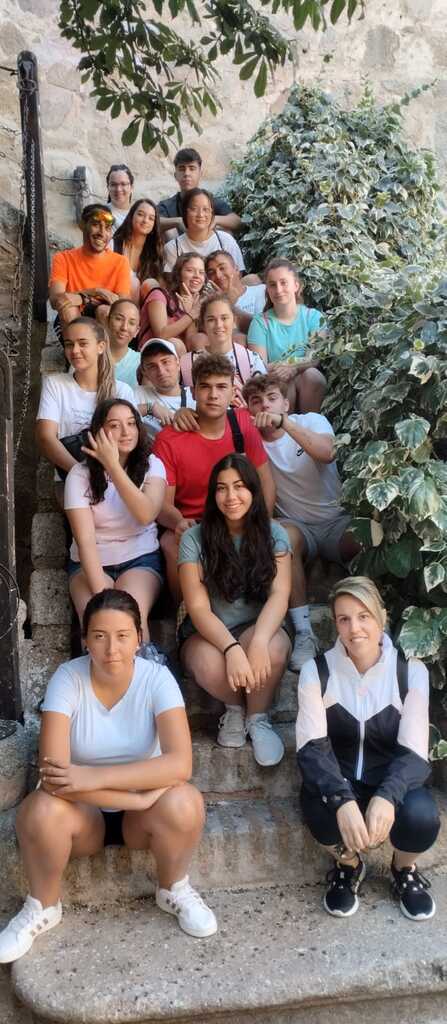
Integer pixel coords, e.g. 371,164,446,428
383,534,422,578
408,477,441,520
424,562,446,592
394,417,430,449
365,478,400,511
398,607,440,659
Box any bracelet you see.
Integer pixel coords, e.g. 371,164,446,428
223,641,240,656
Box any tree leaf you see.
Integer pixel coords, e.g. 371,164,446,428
424,562,446,592
331,0,347,23
365,479,399,511
121,120,140,147
394,417,431,449
79,0,100,19
239,56,260,81
254,59,268,98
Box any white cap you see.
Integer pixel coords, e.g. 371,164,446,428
139,338,178,359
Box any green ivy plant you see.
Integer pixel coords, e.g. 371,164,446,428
224,84,447,706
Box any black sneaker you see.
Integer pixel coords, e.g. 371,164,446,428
391,860,436,921
323,857,366,917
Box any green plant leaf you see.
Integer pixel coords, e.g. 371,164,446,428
254,59,268,98
424,562,446,592
239,56,260,81
383,534,422,578
394,417,431,449
408,476,441,519
365,479,399,511
398,607,440,659
121,120,140,147
331,0,347,25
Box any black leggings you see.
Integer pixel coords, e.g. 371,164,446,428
301,783,440,854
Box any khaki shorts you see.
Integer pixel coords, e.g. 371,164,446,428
282,512,351,564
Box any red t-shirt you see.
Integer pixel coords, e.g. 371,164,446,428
153,409,267,520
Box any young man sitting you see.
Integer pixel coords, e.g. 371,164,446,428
158,147,241,239
243,374,359,670
205,250,266,335
153,354,275,603
49,204,131,338
134,339,196,442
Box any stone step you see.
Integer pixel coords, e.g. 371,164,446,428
10,874,447,1024
2,791,447,910
191,725,297,798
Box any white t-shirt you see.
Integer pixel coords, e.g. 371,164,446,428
262,413,343,524
37,374,135,479
163,230,245,273
42,655,184,806
64,456,166,564
134,384,196,441
235,284,266,316
108,204,128,232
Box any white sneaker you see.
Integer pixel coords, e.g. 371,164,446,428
0,895,62,963
246,713,285,767
156,876,217,938
217,705,246,748
289,631,319,671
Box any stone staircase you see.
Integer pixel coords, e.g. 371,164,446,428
2,317,447,1023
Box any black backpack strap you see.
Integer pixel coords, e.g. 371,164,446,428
227,409,245,454
215,229,224,250
180,387,187,407
315,653,329,697
396,649,409,704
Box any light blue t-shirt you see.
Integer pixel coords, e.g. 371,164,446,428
114,348,140,389
178,521,291,630
247,305,323,363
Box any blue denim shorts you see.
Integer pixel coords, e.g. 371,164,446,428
68,549,164,583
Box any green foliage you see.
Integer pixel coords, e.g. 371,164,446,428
58,0,364,152
224,84,447,691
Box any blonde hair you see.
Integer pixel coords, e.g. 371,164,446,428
329,576,387,630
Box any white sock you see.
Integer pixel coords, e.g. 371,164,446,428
290,605,313,634
225,703,244,713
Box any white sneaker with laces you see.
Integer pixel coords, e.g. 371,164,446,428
156,876,217,937
289,631,319,671
246,713,285,766
217,705,246,748
0,894,62,963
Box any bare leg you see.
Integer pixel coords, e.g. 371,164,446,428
393,849,420,870
160,530,182,606
238,625,291,714
69,569,115,630
16,790,105,908
181,635,244,706
295,367,327,413
123,783,205,888
116,568,161,643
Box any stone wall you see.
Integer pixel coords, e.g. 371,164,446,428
0,0,446,243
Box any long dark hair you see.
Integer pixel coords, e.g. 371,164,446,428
83,588,142,637
86,399,151,505
200,454,277,604
114,199,164,283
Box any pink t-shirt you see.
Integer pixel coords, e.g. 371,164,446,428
64,457,166,565
138,288,182,349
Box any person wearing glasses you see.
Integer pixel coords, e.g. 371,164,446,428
106,164,134,231
49,204,132,339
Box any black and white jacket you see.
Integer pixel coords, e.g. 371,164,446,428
296,634,431,808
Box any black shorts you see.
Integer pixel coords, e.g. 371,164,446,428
101,809,125,846
177,615,293,649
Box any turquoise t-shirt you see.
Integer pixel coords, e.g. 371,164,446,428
114,348,140,389
178,521,291,630
247,305,323,363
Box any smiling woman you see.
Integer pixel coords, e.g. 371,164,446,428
163,189,245,274
0,588,217,964
106,164,134,229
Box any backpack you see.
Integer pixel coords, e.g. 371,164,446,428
314,649,409,702
175,229,225,258
180,343,252,388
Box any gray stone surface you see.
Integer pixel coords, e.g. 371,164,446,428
192,725,297,798
0,724,27,811
0,967,31,1024
20,641,64,713
11,877,447,1024
31,514,66,570
29,570,71,627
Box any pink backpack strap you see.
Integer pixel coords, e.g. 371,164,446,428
179,352,193,388
233,343,252,383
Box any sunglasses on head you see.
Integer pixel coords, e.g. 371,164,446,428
84,211,115,227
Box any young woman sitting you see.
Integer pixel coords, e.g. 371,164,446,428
36,317,134,504
112,199,164,304
163,189,245,275
106,163,134,230
138,252,207,354
178,453,292,767
0,588,217,964
248,258,326,413
107,299,141,388
297,576,440,921
179,293,266,407
64,398,166,642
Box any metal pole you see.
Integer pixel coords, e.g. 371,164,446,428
0,350,23,725
17,51,48,324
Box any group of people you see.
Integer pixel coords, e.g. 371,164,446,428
0,147,440,966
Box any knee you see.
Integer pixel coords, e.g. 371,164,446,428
184,646,223,687
284,523,305,559
160,784,205,835
392,789,440,853
16,790,72,841
268,633,290,671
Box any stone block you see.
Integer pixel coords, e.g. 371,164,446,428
29,570,71,627
31,513,67,570
0,723,27,811
40,343,65,374
31,624,71,653
20,640,63,712
36,460,59,513
192,725,297,799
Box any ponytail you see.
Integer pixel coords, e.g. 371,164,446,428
97,337,116,405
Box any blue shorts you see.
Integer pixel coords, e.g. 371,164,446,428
68,549,164,583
